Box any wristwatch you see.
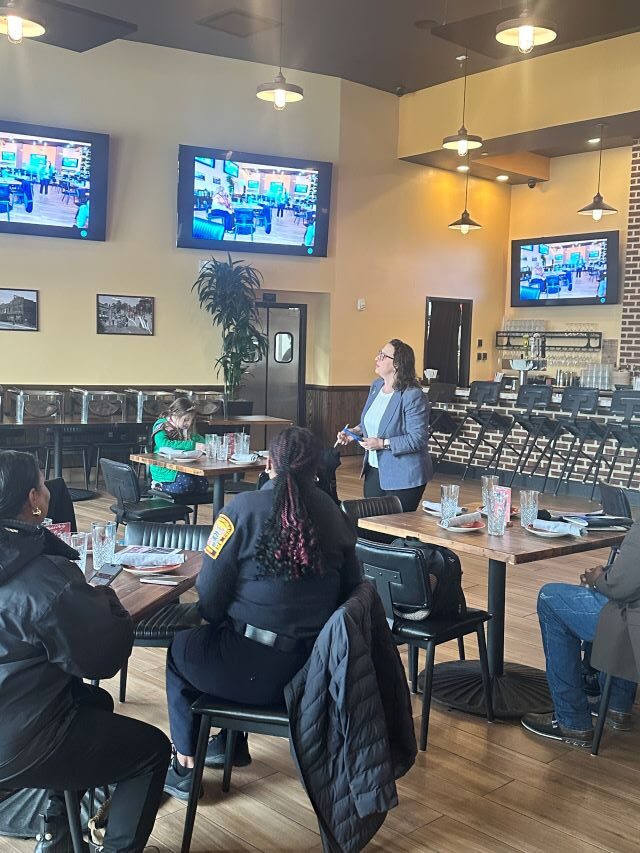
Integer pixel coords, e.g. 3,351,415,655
383,439,391,449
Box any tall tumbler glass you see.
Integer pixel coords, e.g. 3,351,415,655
520,490,540,529
481,475,499,510
440,484,460,524
92,521,116,572
205,433,219,459
217,435,230,462
71,532,89,575
487,487,509,536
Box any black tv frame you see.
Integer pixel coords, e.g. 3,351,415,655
510,230,620,308
177,144,332,257
0,119,109,242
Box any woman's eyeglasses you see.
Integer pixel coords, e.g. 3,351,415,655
376,351,394,361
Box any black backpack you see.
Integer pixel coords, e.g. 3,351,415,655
390,536,467,621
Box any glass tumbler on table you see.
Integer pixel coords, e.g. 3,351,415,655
487,487,509,536
217,435,230,462
92,521,116,572
440,484,460,524
519,490,539,529
71,532,90,575
205,433,219,459
481,475,499,510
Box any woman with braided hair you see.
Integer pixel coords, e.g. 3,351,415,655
164,427,361,800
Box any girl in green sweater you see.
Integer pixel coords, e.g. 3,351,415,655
151,398,209,495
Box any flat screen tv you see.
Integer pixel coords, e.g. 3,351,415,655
177,144,333,257
0,119,109,241
511,230,620,307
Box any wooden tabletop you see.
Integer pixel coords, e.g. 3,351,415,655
358,511,626,565
102,551,202,623
130,451,267,477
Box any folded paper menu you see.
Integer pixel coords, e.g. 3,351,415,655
440,511,482,528
113,545,186,567
530,519,586,537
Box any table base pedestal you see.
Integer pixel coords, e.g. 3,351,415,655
428,660,553,719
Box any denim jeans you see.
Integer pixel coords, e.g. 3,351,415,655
157,473,209,495
537,583,637,730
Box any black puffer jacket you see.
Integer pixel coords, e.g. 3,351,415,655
0,521,133,782
285,581,417,853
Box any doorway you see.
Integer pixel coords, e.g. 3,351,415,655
424,297,473,387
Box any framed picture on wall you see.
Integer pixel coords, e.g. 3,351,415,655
0,288,39,332
96,294,154,336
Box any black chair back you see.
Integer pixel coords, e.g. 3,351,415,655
341,495,403,527
469,381,501,407
100,458,141,508
560,387,599,417
599,483,633,518
124,521,210,551
427,383,456,405
609,389,640,421
515,384,553,413
355,539,430,627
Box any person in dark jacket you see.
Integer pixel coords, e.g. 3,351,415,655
164,427,361,800
0,450,171,853
522,521,639,748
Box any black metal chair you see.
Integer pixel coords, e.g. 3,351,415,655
147,486,214,524
425,383,464,465
503,384,556,486
93,424,148,489
116,521,210,702
100,458,191,528
340,495,403,543
355,539,493,751
583,390,640,498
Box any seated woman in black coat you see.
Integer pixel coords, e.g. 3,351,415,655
164,427,361,800
0,450,170,853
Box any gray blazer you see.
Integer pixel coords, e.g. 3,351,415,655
359,379,432,490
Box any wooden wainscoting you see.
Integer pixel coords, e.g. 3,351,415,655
305,384,369,455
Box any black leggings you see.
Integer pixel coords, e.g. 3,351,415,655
364,466,425,511
1,684,170,853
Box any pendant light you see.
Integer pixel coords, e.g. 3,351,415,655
449,170,481,234
442,56,482,157
256,0,303,110
577,124,617,222
495,6,557,54
0,0,45,44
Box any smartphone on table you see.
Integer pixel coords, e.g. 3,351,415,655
91,563,123,587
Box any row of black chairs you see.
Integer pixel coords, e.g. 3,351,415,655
428,381,640,496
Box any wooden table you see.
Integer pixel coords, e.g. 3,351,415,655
130,452,266,515
358,511,626,718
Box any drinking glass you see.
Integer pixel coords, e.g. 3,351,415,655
216,435,230,462
71,532,89,575
239,433,250,455
481,475,499,510
92,521,116,572
487,487,510,536
440,484,460,523
519,490,539,529
205,433,219,459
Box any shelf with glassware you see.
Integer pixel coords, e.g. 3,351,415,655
495,330,603,353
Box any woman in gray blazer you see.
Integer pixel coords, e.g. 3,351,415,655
337,339,432,511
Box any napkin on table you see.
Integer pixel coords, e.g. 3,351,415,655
530,519,586,537
440,511,482,529
422,500,466,514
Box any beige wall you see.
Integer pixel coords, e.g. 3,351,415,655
0,39,340,386
506,147,631,344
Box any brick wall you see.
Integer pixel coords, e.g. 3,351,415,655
619,138,640,368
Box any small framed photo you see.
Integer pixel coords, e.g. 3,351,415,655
0,288,39,332
96,294,154,336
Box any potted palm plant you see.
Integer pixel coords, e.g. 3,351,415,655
192,253,268,416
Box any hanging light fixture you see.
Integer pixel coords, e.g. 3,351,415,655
577,124,617,222
495,6,557,54
256,0,303,110
449,170,482,234
0,0,45,44
442,56,483,157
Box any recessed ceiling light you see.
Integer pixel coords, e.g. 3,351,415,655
588,137,601,144
457,164,470,172
496,174,509,182
455,54,467,61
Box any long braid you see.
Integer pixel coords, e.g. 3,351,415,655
255,427,323,581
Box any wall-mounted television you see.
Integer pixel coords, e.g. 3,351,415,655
511,231,620,307
0,119,109,241
223,160,239,178
177,144,332,257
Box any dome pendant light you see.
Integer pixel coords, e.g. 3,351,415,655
442,57,483,157
578,124,617,222
0,0,45,44
449,170,482,234
256,0,303,110
495,6,557,54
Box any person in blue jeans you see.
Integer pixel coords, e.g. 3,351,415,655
522,524,639,748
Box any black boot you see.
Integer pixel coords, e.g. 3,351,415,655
205,730,252,768
34,795,89,853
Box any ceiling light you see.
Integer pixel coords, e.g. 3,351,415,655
456,164,470,172
496,174,509,182
442,57,483,157
449,173,481,234
587,137,601,145
0,0,45,44
256,0,303,110
495,8,557,54
578,124,617,222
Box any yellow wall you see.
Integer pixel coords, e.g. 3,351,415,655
507,147,631,344
0,39,341,385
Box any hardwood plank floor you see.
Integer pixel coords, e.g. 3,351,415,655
5,460,638,852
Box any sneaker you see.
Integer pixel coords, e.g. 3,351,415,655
588,699,633,731
204,730,252,769
163,756,203,802
521,712,593,748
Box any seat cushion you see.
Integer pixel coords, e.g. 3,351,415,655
134,602,202,641
122,499,191,522
192,694,288,726
395,608,491,642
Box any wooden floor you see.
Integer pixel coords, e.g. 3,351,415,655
3,459,639,853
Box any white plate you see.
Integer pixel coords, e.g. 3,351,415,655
437,521,485,533
423,507,466,518
526,528,571,539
